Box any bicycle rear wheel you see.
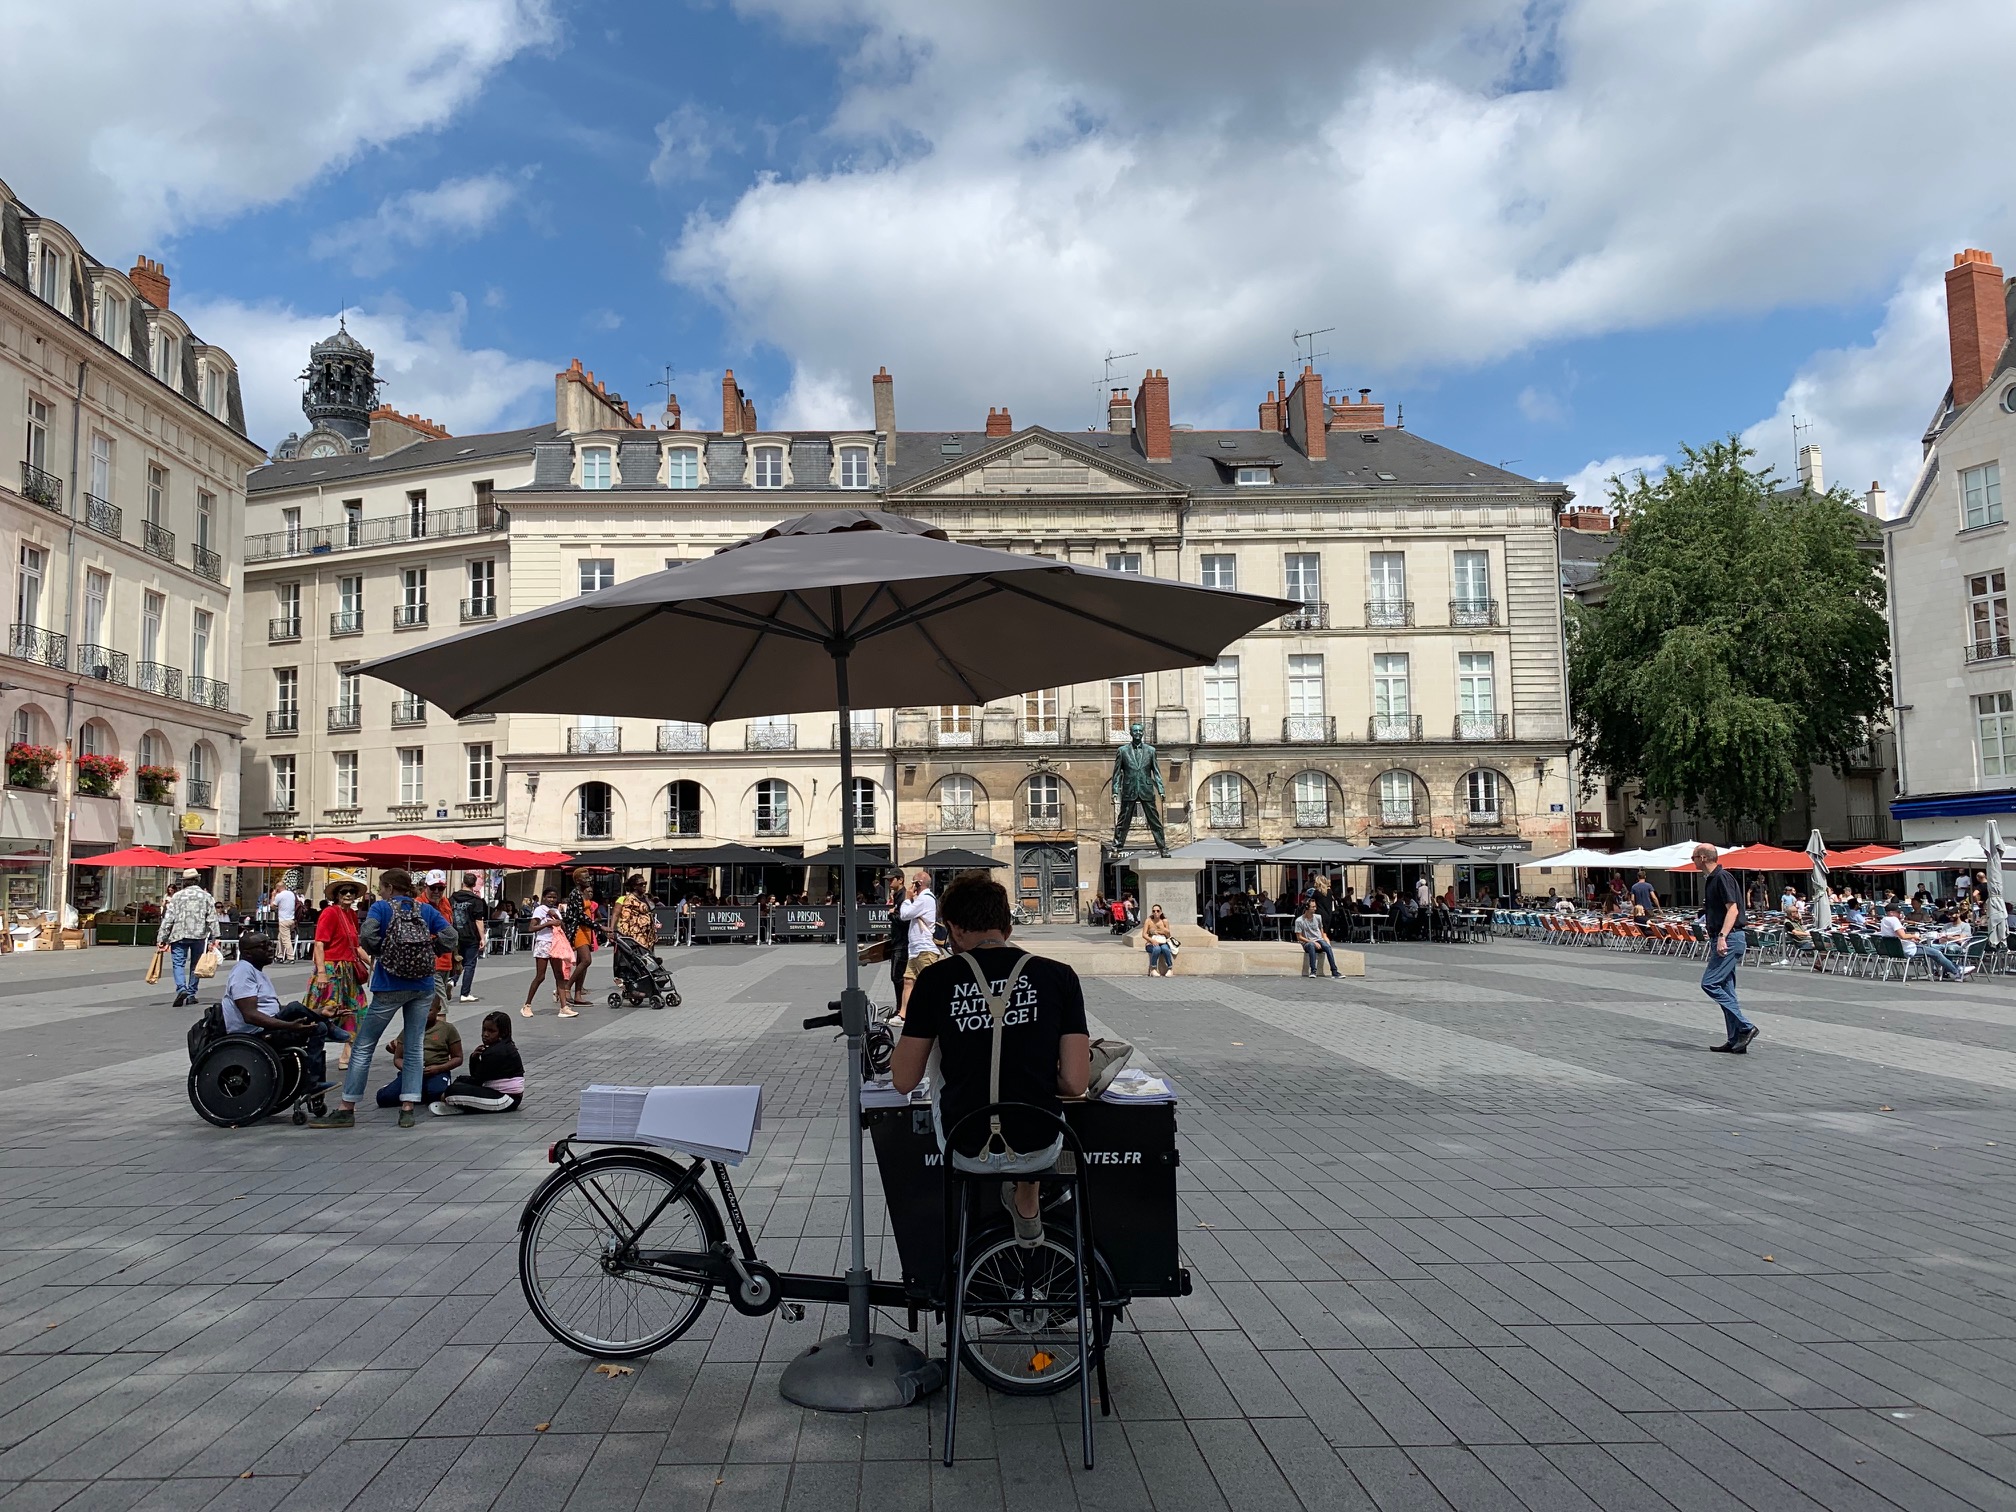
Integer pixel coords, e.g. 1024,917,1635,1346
956,1231,1117,1396
519,1151,721,1357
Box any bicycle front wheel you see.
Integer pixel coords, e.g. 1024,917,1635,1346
519,1152,721,1357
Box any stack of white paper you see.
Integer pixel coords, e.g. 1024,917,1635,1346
636,1084,764,1165
860,1076,929,1110
577,1084,653,1141
1101,1069,1177,1105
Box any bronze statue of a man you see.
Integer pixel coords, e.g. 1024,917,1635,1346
1111,722,1169,856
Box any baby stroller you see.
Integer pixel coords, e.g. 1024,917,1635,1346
606,930,682,1010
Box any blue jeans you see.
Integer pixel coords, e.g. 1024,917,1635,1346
1146,942,1174,972
169,940,204,996
1302,938,1340,975
1916,942,1964,979
377,1070,452,1108
457,942,482,998
1700,931,1753,1039
340,988,432,1107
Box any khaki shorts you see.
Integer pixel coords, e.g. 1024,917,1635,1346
903,949,943,981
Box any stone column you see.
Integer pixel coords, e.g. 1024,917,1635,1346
1131,854,1215,943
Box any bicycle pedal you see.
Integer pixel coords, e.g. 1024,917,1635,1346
781,1304,806,1322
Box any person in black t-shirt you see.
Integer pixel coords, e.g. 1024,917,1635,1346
893,873,1090,1246
1694,845,1758,1053
1629,871,1658,920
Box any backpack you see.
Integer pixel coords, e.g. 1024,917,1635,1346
187,1002,226,1064
378,899,439,981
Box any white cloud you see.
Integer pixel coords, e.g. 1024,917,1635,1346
179,296,554,452
649,103,734,186
1741,262,1951,508
0,1,556,251
310,171,531,276
671,0,2016,433
1518,386,1567,424
1560,454,1666,509
586,308,624,331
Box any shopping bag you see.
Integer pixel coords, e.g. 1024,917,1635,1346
193,946,222,979
144,950,163,985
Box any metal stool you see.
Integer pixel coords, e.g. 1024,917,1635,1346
940,1102,1112,1470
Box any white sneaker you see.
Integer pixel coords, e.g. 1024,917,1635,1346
458,995,479,1002
428,1100,453,1116
1959,965,1977,978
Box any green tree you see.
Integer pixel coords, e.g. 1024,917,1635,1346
1568,437,1889,832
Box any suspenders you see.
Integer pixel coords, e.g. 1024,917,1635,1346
959,950,1034,1158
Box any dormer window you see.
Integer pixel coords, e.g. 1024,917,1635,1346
201,362,225,418
580,445,613,489
34,245,63,308
153,329,179,384
95,290,126,351
668,447,699,488
1235,466,1274,487
839,445,870,489
753,445,784,489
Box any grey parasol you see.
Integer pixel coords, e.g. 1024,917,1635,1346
1987,820,2007,948
902,847,1006,870
360,509,1293,1411
1806,828,1832,933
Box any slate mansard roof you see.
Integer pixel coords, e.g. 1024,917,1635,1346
247,424,559,494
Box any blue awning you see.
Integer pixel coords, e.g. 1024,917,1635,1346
1891,789,2016,820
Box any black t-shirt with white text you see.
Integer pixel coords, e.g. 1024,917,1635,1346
902,947,1088,1156
1701,867,1747,933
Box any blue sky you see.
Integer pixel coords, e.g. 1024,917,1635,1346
8,0,2012,507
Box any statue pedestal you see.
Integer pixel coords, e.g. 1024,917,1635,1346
1131,855,1214,943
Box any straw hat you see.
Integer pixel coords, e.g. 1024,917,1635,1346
324,877,366,902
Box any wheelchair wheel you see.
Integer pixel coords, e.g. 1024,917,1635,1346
188,1037,282,1128
269,1048,307,1116
955,1230,1118,1396
519,1150,724,1358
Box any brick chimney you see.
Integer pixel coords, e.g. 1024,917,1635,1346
872,366,896,464
721,369,745,434
1946,249,2008,411
985,407,1013,437
1107,387,1132,433
1258,385,1283,431
1133,369,1171,462
1285,366,1327,460
1328,387,1385,431
129,256,169,309
662,393,681,430
742,395,759,431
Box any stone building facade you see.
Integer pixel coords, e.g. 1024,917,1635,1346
0,175,261,910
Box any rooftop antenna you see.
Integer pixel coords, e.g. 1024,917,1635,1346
1095,348,1139,425
1292,326,1334,369
648,362,680,428
1792,412,1814,475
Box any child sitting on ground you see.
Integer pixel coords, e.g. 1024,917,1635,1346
431,1011,526,1114
376,995,463,1108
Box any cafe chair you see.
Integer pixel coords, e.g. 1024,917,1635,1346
939,1102,1114,1471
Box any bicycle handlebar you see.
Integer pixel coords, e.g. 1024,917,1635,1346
802,1012,843,1031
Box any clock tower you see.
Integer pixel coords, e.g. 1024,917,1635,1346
272,317,382,460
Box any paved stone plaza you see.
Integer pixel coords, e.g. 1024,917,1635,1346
3,934,2015,1511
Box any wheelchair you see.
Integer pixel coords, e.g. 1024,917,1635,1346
188,1032,327,1128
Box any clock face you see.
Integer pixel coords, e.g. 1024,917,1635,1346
301,436,342,458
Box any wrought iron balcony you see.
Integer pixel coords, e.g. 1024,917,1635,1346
136,661,181,699
1967,636,2012,663
330,609,364,636
8,625,67,667
1282,714,1335,743
393,603,429,629
1365,598,1414,628
1196,715,1249,744
567,726,620,754
143,521,175,562
83,493,121,538
266,709,299,736
938,805,977,831
327,704,361,733
834,721,882,748
1024,810,1064,831
244,501,507,562
461,597,497,623
1204,803,1248,830
1449,598,1499,627
1377,804,1418,828
190,544,222,582
18,461,62,512
753,812,791,837
657,722,707,752
268,617,301,643
76,644,127,685
187,779,215,808
1465,807,1502,827
666,810,702,838
1453,713,1510,740
1292,802,1331,828
746,722,797,751
1369,714,1423,742
392,699,428,728
188,677,229,710
1279,601,1328,631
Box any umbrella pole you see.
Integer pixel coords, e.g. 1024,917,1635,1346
779,644,932,1412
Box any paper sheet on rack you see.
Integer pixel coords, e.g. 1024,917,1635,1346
636,1084,764,1164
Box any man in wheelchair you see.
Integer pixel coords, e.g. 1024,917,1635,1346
225,932,340,1092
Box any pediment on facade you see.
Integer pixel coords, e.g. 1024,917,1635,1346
889,427,1176,499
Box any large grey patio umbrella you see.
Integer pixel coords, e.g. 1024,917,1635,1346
1806,828,1832,933
360,508,1293,1411
1987,820,2006,948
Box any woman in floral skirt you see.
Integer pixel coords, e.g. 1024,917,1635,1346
308,878,369,1064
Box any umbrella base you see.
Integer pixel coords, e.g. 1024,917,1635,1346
779,1332,937,1412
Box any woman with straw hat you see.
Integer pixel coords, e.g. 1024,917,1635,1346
309,878,369,1063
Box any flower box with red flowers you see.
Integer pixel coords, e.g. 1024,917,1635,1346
137,764,179,805
6,742,57,791
77,753,129,797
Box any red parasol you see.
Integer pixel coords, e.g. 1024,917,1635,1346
170,836,358,867
320,834,494,867
459,844,574,869
1829,843,1902,868
1671,843,1818,873
75,846,183,867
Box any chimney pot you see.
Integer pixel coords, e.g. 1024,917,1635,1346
985,406,1013,437
1108,387,1133,434
1945,248,2008,411
872,366,897,463
128,256,170,310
